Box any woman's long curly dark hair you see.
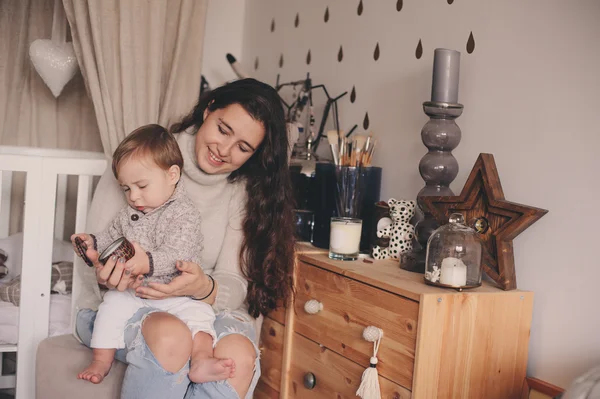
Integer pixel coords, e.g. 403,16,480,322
170,79,295,318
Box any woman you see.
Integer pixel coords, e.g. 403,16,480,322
76,78,295,398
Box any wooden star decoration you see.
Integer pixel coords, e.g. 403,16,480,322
419,153,548,290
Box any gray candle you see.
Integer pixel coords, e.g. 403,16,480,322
431,48,461,104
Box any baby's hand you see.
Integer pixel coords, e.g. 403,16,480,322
71,233,95,267
71,233,94,255
124,242,150,276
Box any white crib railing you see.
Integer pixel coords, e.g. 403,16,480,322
0,146,106,399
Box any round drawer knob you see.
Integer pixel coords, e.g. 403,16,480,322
303,372,316,389
363,325,383,342
304,299,323,315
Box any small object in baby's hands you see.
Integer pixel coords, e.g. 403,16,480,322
99,237,135,265
74,237,94,267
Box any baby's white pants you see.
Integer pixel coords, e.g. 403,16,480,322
90,289,216,349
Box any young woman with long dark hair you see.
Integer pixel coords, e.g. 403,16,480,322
75,78,295,398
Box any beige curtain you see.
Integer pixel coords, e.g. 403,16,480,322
0,0,103,235
62,0,208,157
61,0,208,309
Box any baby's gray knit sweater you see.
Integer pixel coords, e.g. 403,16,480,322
92,183,203,284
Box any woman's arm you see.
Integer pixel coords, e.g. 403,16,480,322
208,183,248,311
135,260,215,302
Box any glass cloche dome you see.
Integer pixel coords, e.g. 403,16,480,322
424,213,483,290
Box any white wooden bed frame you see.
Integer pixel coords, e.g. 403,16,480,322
0,146,106,399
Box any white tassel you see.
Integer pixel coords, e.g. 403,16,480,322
356,326,383,399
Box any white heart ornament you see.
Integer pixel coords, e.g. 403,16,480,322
29,39,79,97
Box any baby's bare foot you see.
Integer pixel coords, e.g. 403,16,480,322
77,359,112,384
189,358,236,383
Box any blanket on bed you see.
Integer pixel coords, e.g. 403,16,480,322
0,233,74,306
0,261,73,306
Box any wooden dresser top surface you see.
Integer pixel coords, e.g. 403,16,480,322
296,243,530,302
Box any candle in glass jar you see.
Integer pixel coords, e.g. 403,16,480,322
439,257,467,287
329,217,362,259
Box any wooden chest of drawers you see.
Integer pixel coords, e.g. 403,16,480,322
255,249,533,399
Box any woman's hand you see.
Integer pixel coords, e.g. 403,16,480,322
97,255,144,292
75,237,143,292
136,261,216,303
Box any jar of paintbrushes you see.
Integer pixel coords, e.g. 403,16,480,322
326,131,378,261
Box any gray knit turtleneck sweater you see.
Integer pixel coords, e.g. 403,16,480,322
176,130,248,312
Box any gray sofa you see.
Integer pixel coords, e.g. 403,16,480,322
36,335,126,399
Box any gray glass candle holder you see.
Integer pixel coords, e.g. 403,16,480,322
401,101,463,273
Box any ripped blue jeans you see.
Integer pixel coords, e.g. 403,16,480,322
76,307,261,399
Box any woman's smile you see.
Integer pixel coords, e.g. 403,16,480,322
207,148,225,165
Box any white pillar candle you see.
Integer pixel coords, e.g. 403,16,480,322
439,257,467,287
330,219,362,255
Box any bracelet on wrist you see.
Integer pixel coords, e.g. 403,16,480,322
190,275,215,301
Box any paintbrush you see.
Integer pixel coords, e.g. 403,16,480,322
327,130,340,165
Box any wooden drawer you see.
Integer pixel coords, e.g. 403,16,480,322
255,318,285,399
289,332,411,398
294,261,419,390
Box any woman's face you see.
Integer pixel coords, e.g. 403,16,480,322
195,103,266,174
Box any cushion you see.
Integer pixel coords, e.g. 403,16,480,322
36,335,126,399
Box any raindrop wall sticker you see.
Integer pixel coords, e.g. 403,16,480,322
279,54,284,68
374,43,380,61
357,0,364,16
397,0,403,11
351,86,357,103
466,32,475,53
338,45,344,62
363,112,370,129
416,39,423,59
295,13,300,28
270,18,275,32
448,0,454,4
324,7,330,22
306,49,312,65
254,56,259,70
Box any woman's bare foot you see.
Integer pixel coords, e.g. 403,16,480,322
77,359,113,384
189,358,236,383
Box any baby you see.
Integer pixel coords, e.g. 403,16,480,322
72,124,234,384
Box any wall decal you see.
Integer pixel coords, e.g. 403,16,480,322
466,31,475,53
306,49,311,65
338,45,344,62
351,86,357,103
270,18,275,32
279,53,284,68
416,39,423,59
397,0,403,11
295,13,299,28
324,7,330,22
448,0,454,4
254,56,259,70
357,0,364,16
374,42,380,61
363,112,370,129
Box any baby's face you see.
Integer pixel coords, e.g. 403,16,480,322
117,156,177,213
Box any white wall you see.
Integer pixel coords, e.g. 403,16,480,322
201,0,247,88
241,0,600,389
